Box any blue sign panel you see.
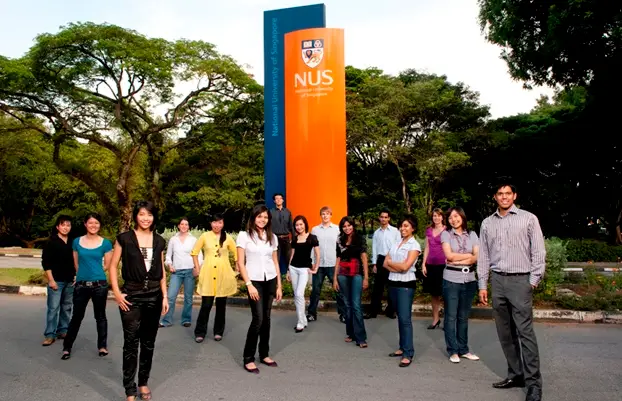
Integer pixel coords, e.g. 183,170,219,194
263,4,326,208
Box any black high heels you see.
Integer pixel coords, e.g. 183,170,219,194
427,320,441,330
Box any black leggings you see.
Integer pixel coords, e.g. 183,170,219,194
119,291,162,397
63,283,108,352
195,296,227,338
243,278,276,364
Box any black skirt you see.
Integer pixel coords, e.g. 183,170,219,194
422,264,445,296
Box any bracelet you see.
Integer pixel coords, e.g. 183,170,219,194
245,281,252,287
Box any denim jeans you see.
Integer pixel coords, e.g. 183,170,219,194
389,285,416,359
63,282,108,351
308,266,345,317
337,274,366,344
443,279,477,356
44,281,74,338
161,269,195,326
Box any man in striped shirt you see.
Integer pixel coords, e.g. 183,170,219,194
477,183,545,401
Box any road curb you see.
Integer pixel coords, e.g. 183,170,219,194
4,285,621,324
0,253,41,258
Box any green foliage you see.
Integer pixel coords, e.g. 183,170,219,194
478,0,622,88
566,240,622,262
534,237,567,299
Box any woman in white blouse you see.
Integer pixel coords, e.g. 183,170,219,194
236,205,283,374
160,218,200,328
383,216,421,368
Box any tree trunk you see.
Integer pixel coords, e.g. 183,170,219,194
147,134,164,210
393,159,411,213
116,144,143,232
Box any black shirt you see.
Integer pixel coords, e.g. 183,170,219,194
41,234,75,282
116,231,166,284
290,234,319,268
270,207,293,235
336,234,368,275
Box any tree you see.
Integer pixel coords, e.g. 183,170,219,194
478,0,622,88
0,116,100,246
346,66,488,213
0,22,259,229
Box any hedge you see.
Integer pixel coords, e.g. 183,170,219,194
565,239,622,263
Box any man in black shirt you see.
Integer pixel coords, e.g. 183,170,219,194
41,215,75,346
270,193,293,275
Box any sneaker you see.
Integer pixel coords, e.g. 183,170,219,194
460,353,480,361
449,354,460,363
182,322,191,328
339,314,346,323
42,338,55,346
306,314,316,322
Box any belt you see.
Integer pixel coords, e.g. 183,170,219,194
76,280,107,287
492,271,529,277
446,266,475,273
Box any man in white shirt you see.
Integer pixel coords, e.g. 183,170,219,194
365,209,401,319
307,206,346,322
160,218,201,328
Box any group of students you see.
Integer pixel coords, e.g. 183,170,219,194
40,182,545,401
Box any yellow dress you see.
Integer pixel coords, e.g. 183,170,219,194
191,231,238,297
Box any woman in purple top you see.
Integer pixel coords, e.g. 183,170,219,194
421,208,446,329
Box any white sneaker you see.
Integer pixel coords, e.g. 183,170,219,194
461,353,480,361
449,354,460,363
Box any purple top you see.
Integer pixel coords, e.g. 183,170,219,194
425,227,446,265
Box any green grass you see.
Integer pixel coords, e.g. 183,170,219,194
0,268,42,286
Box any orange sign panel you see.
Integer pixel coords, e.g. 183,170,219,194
284,28,347,228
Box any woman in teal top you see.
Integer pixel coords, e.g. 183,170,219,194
62,213,113,360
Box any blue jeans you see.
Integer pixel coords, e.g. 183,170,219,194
44,281,74,338
338,274,366,344
389,285,416,359
161,269,195,326
443,279,477,355
307,266,346,317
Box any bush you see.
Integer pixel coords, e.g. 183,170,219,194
28,271,47,285
534,237,567,299
566,239,622,262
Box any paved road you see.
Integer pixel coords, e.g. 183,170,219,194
0,294,621,401
0,256,41,268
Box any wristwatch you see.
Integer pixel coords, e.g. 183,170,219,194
245,281,252,286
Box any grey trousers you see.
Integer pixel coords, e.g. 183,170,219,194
491,272,542,390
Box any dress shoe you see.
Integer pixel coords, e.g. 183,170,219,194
427,321,441,330
363,313,377,319
492,377,525,389
525,386,542,401
385,312,396,319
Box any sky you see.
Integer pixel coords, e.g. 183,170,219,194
0,0,552,118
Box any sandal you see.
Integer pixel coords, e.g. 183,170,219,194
139,388,152,400
214,335,222,341
399,358,412,367
358,343,368,348
344,337,353,343
195,337,204,343
389,351,404,357
61,351,71,360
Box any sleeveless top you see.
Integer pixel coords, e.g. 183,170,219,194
425,227,446,265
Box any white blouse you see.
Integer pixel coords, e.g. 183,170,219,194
165,233,201,271
236,231,279,281
387,237,421,282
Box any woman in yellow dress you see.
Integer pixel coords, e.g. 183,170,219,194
191,214,238,343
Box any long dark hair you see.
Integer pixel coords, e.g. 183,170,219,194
446,207,468,232
246,205,274,246
292,215,309,238
400,215,418,237
338,216,359,247
210,213,226,247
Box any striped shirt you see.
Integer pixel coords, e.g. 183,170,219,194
477,205,546,289
387,237,421,282
441,229,478,284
